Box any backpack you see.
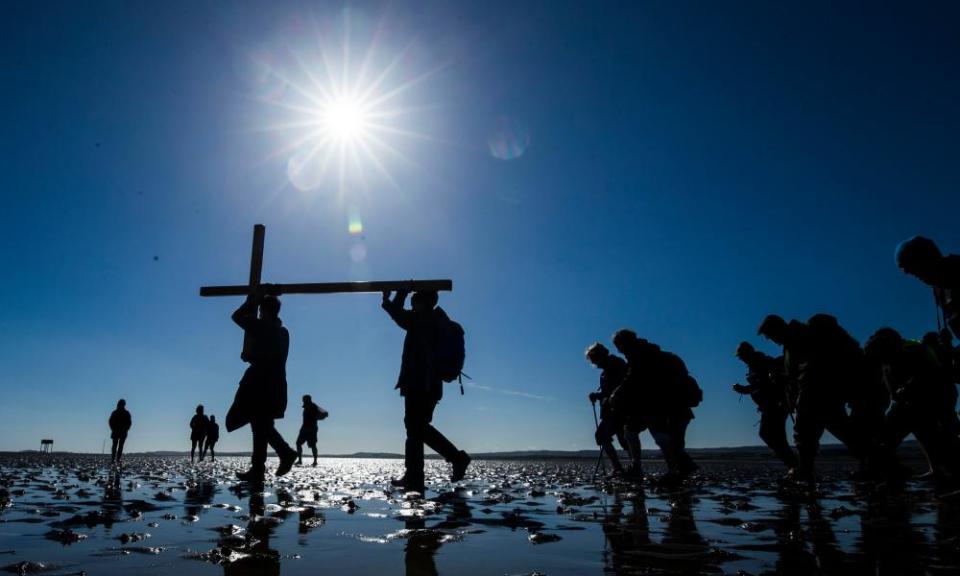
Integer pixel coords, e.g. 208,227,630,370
680,373,704,408
433,308,466,385
663,352,702,408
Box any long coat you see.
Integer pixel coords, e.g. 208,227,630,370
226,299,289,432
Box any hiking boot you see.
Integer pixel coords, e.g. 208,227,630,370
237,469,264,483
275,451,297,477
405,483,426,495
657,472,682,488
777,468,798,484
625,464,645,481
678,461,699,478
451,451,471,483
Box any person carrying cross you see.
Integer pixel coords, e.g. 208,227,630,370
382,289,471,494
227,291,298,483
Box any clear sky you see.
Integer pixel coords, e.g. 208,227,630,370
1,1,958,454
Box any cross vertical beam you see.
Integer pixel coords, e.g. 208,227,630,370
241,224,265,360
248,224,264,291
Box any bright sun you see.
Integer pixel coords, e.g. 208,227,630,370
322,97,368,142
256,17,440,194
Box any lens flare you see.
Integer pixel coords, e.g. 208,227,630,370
350,243,368,262
487,116,531,160
348,217,363,235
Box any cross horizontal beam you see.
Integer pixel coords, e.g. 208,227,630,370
200,279,453,297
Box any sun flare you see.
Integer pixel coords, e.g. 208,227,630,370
322,97,369,142
253,15,441,194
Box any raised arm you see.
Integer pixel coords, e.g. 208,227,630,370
232,294,260,330
381,291,413,330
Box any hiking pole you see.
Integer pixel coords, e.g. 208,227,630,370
591,398,607,481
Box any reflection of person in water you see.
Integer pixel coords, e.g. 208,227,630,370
601,490,652,574
102,469,123,510
403,516,440,576
184,480,216,519
859,497,929,573
935,500,960,569
223,490,280,576
770,496,860,574
601,488,713,574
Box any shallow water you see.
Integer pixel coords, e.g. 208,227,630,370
1,455,959,575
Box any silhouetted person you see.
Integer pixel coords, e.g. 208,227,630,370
226,293,297,483
108,399,131,463
733,342,798,473
759,315,861,483
203,415,219,461
897,236,960,339
613,330,700,484
865,328,960,494
923,330,960,440
809,313,884,477
585,342,641,477
189,405,208,463
296,394,328,466
382,289,471,494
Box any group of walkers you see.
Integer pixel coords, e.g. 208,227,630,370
731,236,960,492
583,236,960,493
585,330,703,485
106,234,960,496
188,405,220,462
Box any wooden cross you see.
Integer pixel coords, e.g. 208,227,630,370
200,224,452,297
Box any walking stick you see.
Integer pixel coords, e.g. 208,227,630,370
591,398,608,482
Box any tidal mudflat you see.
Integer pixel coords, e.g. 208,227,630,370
1,454,959,575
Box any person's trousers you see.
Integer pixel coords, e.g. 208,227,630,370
794,394,860,475
191,439,204,460
202,440,216,460
759,408,798,469
883,402,960,486
251,418,294,471
595,416,624,471
650,415,695,474
111,436,126,461
404,396,460,486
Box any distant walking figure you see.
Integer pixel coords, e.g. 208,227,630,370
226,293,297,483
203,415,220,461
382,290,471,494
189,405,208,463
296,394,328,467
108,399,131,463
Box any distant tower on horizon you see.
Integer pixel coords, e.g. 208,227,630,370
40,439,53,454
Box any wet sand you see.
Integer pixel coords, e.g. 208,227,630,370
1,454,959,575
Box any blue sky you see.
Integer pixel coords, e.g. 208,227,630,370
1,1,958,454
